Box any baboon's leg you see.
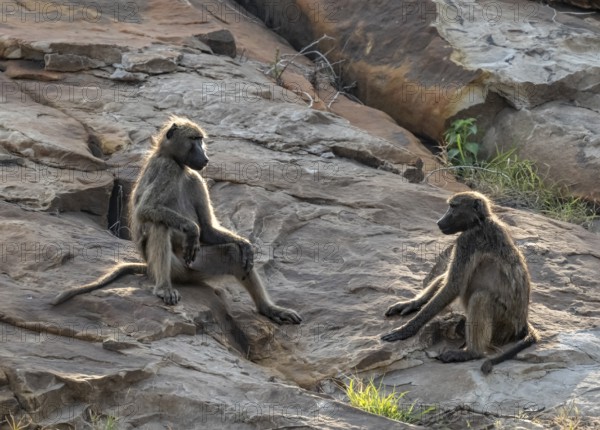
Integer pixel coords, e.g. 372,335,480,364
238,269,302,324
146,224,181,305
438,292,491,363
386,274,445,317
187,244,302,324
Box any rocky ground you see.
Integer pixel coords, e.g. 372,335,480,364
0,1,599,429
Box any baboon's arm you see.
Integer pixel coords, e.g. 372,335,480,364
382,254,471,342
385,274,445,317
191,177,253,271
137,205,199,236
189,178,247,245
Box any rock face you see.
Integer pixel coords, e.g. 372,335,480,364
550,0,600,9
235,0,600,202
121,49,181,75
483,102,600,201
0,1,599,429
197,29,238,58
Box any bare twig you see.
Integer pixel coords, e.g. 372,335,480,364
300,91,314,108
327,91,341,108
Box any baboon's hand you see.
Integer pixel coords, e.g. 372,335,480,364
381,324,417,342
184,230,200,267
385,300,422,317
238,241,254,273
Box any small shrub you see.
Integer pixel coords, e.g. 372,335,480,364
553,402,581,430
443,117,479,166
344,377,434,423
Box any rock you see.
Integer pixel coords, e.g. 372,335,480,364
121,48,181,74
109,68,147,82
44,53,105,71
2,59,63,81
549,0,600,9
237,0,600,201
0,75,106,170
482,102,600,202
0,389,20,416
197,29,237,58
45,43,123,64
0,157,114,224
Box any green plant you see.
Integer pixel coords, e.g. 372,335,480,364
3,413,30,430
469,149,598,226
437,119,599,227
443,117,479,166
268,48,284,84
344,377,434,423
89,410,118,430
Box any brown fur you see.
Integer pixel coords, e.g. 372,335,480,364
381,191,537,373
53,117,301,325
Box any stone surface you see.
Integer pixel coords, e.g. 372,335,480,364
549,0,600,9
44,53,105,72
1,59,63,81
482,102,600,202
198,29,238,57
0,1,598,429
121,48,181,75
109,68,148,82
236,0,600,202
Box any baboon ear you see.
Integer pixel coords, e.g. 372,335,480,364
166,123,178,139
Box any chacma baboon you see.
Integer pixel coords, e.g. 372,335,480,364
381,191,538,373
53,116,302,325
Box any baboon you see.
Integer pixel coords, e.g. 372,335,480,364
53,116,302,325
381,191,538,373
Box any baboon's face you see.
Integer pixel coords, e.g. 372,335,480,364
437,195,485,235
167,124,209,171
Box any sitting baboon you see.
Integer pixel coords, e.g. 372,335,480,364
53,116,302,325
381,191,537,373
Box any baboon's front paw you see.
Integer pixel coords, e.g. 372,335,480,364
385,300,420,317
157,288,181,305
381,325,414,342
264,305,302,325
183,239,200,267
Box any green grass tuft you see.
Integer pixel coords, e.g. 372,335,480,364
441,119,599,227
344,377,435,423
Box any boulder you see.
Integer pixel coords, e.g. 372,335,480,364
482,102,600,202
235,0,600,201
121,48,181,75
44,53,105,71
197,29,238,58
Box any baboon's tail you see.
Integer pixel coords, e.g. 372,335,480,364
481,323,539,374
52,263,147,305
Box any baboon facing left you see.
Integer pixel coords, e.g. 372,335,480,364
53,116,302,325
381,191,537,373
